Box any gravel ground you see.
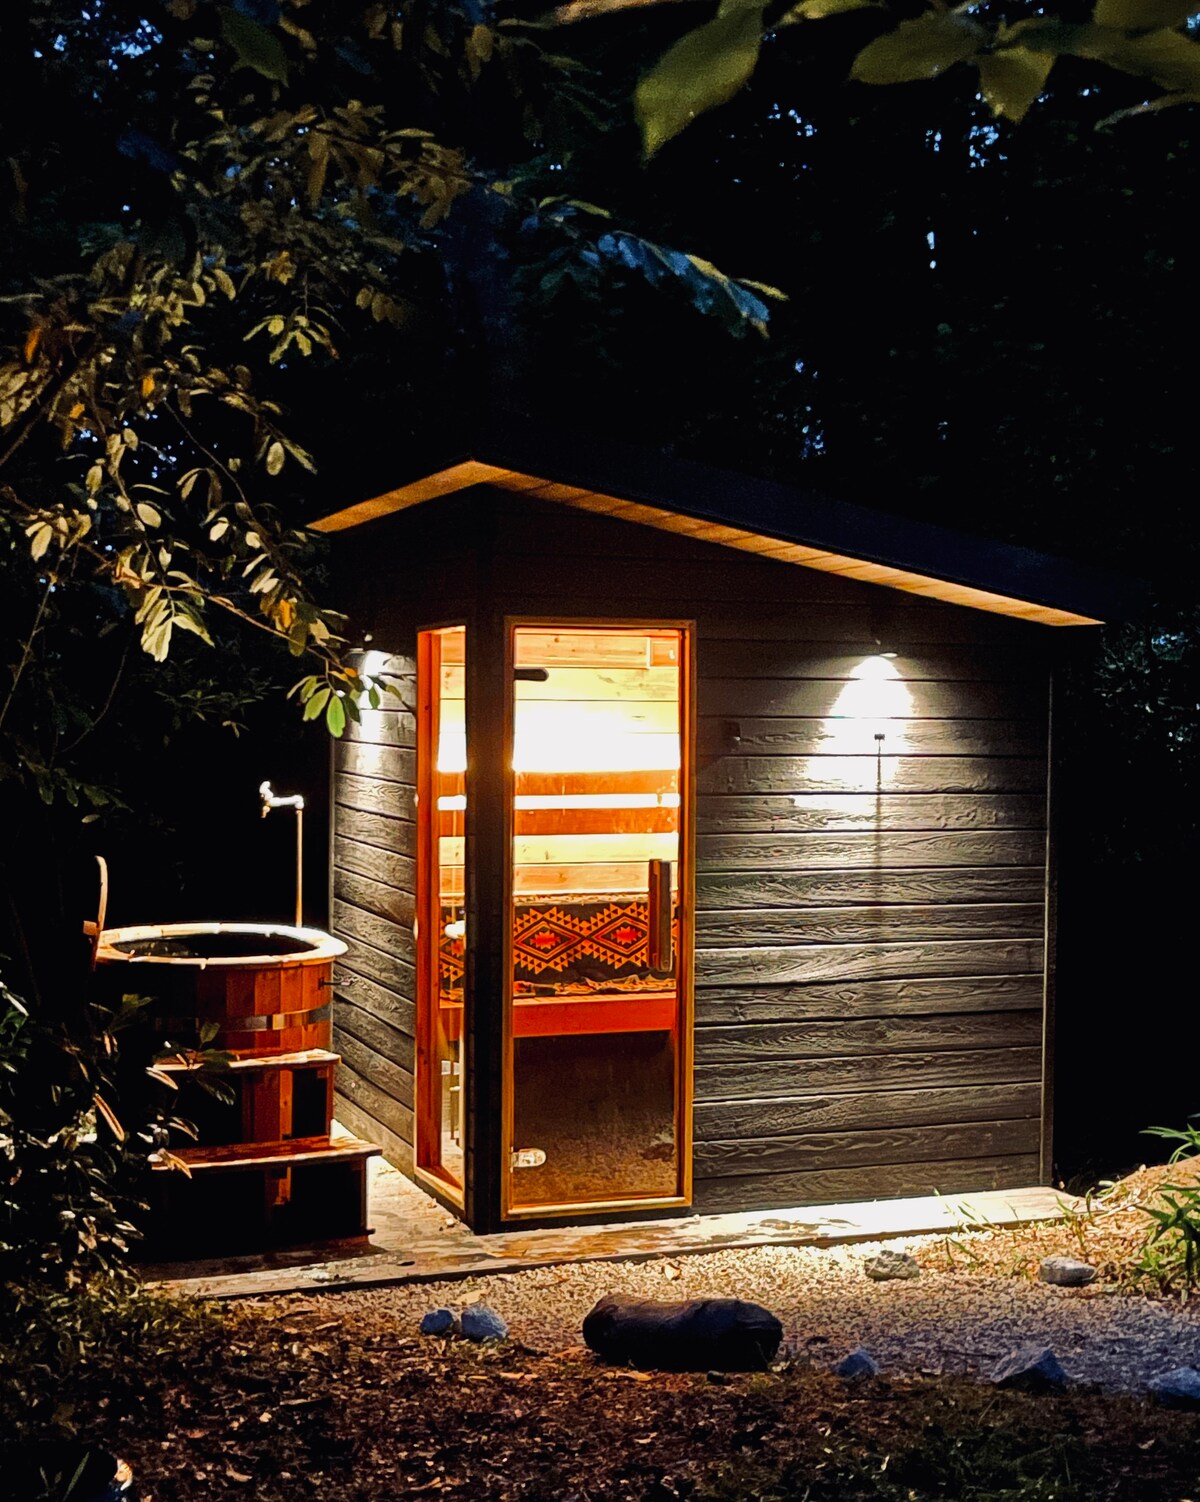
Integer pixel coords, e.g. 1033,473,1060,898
259,1232,1200,1394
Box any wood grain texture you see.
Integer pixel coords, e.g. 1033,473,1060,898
343,709,417,748
696,867,1045,910
337,772,415,822
336,741,416,786
696,642,1045,682
334,867,414,928
333,996,416,1075
333,967,415,1039
333,1023,414,1108
695,1081,1042,1140
333,1092,414,1175
694,1010,1042,1065
334,1061,415,1147
694,1046,1043,1102
700,677,1040,721
696,757,1045,796
694,1117,1040,1177
697,717,1046,759
333,896,415,964
333,832,416,893
335,799,415,850
695,903,1044,947
696,793,1045,836
336,932,415,998
696,831,1045,872
691,1153,1042,1213
696,974,1043,1025
696,938,1041,987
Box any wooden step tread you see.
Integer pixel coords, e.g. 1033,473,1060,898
158,1048,340,1075
153,1135,379,1173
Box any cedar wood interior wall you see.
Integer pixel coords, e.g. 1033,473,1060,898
328,489,1055,1226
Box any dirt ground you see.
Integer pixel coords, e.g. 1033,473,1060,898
68,1157,1200,1499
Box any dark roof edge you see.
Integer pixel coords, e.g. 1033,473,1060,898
466,417,1145,625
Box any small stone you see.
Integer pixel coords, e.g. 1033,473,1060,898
1148,1366,1200,1407
990,1345,1069,1392
864,1250,920,1282
460,1304,508,1342
835,1347,880,1379
1038,1256,1097,1288
420,1308,458,1337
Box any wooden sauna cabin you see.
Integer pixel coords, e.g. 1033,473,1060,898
313,421,1138,1235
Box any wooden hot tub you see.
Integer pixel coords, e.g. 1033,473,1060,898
95,922,347,1056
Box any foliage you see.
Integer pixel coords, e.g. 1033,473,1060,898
0,0,778,759
574,0,1200,155
1137,1123,1200,1293
0,967,218,1290
0,1279,225,1501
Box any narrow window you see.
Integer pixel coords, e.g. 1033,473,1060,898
415,625,466,1195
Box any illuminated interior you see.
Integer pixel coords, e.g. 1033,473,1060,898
415,623,690,1215
505,626,687,1212
415,625,466,1195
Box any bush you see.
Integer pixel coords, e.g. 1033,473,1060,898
0,1279,226,1500
0,968,208,1289
1139,1122,1200,1295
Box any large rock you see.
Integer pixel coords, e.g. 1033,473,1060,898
1148,1366,1200,1407
460,1304,508,1342
990,1345,1069,1392
864,1250,920,1282
1038,1256,1097,1288
583,1293,782,1372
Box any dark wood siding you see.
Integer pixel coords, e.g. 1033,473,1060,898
331,488,1055,1223
480,493,1049,1216
330,652,418,1168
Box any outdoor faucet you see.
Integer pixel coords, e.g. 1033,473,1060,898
259,781,305,926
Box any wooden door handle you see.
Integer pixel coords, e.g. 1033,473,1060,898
647,859,673,972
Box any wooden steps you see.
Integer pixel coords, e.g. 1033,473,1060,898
159,1047,340,1074
142,1047,383,1260
155,1134,379,1173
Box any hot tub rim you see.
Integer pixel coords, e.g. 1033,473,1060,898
95,921,347,969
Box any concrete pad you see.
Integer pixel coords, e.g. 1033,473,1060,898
148,1146,1079,1301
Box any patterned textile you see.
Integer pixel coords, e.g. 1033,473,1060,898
438,897,676,1000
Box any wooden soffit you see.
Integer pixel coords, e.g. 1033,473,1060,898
311,465,1103,627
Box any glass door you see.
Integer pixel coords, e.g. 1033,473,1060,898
415,625,466,1196
504,624,691,1215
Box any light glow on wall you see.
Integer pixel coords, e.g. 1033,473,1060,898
806,654,914,788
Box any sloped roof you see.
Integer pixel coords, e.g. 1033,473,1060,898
312,416,1141,626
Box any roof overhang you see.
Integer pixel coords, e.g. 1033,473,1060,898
311,422,1139,626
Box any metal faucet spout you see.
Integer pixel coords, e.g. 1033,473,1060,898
259,781,306,924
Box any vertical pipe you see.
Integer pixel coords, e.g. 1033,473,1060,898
295,805,304,928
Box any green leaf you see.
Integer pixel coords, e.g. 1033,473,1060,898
136,502,162,527
325,694,347,737
978,47,1055,121
265,441,285,476
303,686,330,721
219,7,289,84
1094,0,1200,30
851,12,987,84
1088,25,1200,88
636,0,769,159
783,0,882,19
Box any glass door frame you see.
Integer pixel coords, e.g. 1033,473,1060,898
414,622,467,1208
498,617,697,1222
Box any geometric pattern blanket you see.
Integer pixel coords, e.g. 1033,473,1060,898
439,897,676,999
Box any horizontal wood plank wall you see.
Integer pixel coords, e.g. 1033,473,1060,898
331,648,418,1171
483,492,1051,1216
